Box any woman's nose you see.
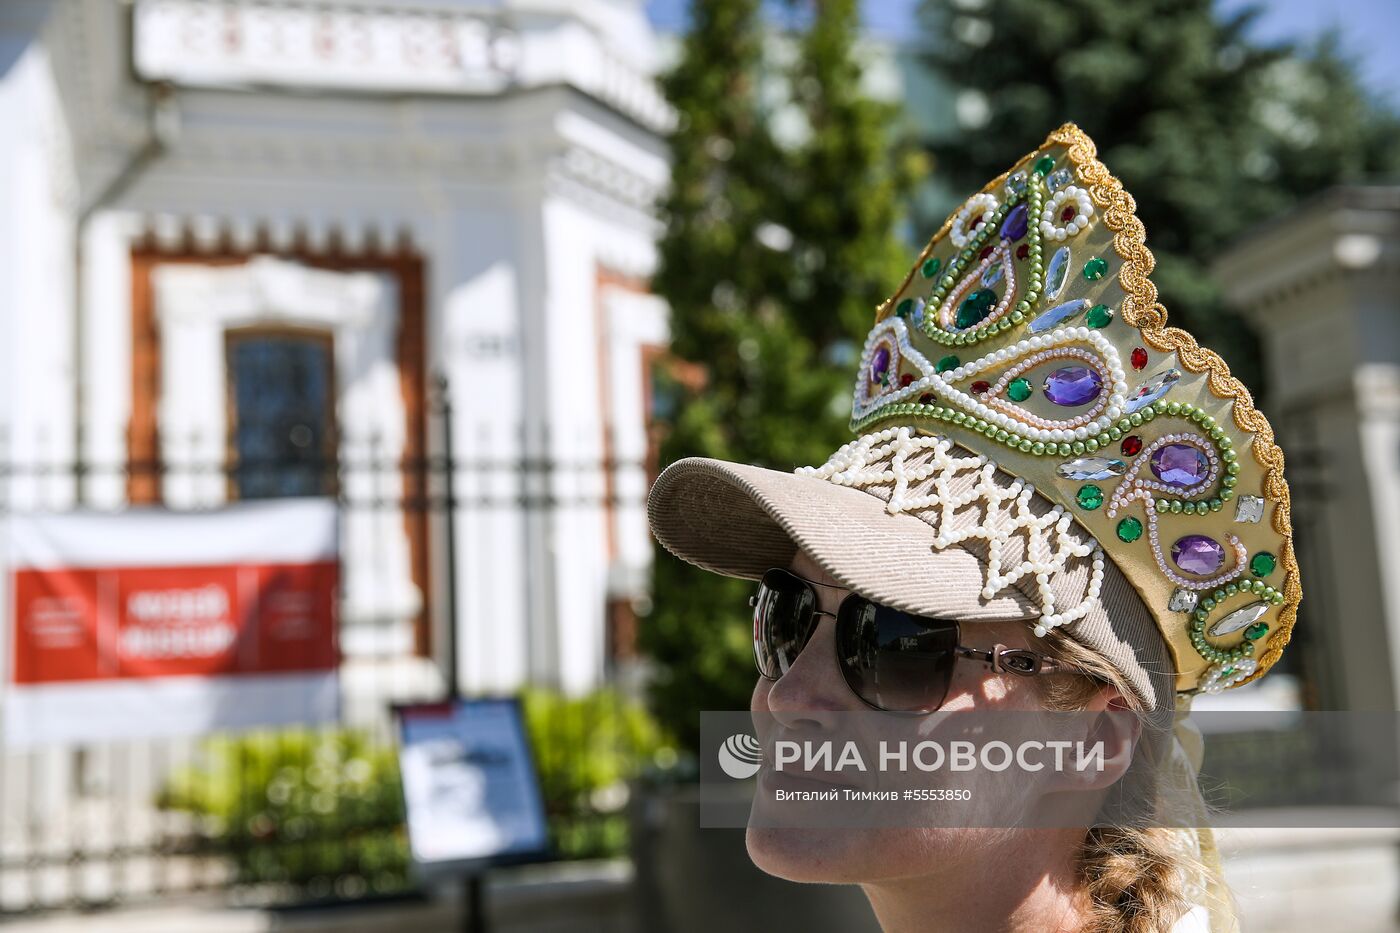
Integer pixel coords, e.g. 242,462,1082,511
764,618,861,726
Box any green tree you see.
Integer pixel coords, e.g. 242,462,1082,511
643,0,920,751
917,0,1400,391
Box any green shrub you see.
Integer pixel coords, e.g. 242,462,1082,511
520,686,676,858
158,728,410,894
157,689,675,893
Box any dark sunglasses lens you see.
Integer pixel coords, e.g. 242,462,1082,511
836,599,958,712
753,569,818,679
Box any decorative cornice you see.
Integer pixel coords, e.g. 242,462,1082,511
129,0,675,133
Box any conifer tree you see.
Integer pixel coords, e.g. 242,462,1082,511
918,0,1400,388
643,0,919,750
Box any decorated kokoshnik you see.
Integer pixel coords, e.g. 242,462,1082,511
803,123,1299,697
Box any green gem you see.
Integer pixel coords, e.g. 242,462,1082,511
1077,485,1104,510
1085,304,1114,328
1033,155,1056,176
955,288,997,329
1083,257,1109,281
1244,622,1269,641
1007,377,1032,402
921,256,941,279
1116,517,1143,543
896,298,914,318
1220,665,1235,678
1250,552,1277,577
936,354,959,374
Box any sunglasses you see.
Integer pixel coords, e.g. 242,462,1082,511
750,567,1066,713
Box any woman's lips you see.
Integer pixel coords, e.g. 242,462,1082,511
760,764,864,794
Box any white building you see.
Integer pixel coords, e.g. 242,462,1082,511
0,0,674,703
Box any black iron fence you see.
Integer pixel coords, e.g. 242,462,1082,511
0,383,666,914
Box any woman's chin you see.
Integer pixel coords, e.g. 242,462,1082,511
745,825,888,884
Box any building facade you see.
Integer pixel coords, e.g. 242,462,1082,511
0,0,673,703
1214,187,1400,712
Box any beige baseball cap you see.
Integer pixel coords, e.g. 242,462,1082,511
646,428,1174,714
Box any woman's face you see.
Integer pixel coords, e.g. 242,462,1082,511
745,547,1080,885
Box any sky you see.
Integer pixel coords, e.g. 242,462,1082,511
643,0,1400,105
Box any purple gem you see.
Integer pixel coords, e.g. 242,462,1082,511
870,346,891,382
1149,444,1209,489
1000,204,1029,241
1041,366,1103,407
1171,535,1225,576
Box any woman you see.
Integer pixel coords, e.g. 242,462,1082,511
645,125,1298,932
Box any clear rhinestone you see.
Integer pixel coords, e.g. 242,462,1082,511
1234,495,1264,524
1208,601,1269,638
1125,368,1181,414
981,261,1004,288
1167,587,1198,614
1027,298,1089,335
1005,171,1028,197
1056,457,1128,481
1045,246,1072,299
1047,167,1074,191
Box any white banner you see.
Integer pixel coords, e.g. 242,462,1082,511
5,499,341,746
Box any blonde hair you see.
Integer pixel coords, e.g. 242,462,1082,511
1036,629,1218,933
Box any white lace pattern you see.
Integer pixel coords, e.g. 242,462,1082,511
794,426,1106,636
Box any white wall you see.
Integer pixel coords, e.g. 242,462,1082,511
9,0,672,702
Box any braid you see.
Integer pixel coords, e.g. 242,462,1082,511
1076,826,1196,933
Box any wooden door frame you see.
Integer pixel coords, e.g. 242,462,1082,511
128,235,433,656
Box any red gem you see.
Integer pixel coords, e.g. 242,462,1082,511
1130,347,1148,370
971,380,991,395
1060,206,1077,223
1121,436,1143,457
1016,243,1030,260
900,372,914,387
918,392,936,405
979,245,995,260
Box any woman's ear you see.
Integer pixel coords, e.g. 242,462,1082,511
1035,683,1142,796
1067,685,1142,791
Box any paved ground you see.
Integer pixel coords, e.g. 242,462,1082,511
4,827,1398,932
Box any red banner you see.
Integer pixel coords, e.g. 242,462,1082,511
6,500,341,745
12,562,338,684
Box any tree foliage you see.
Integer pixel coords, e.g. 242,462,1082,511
642,0,919,751
918,0,1400,389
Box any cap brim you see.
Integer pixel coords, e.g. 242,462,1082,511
646,456,1040,623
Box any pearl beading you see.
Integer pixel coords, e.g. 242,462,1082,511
1199,658,1257,694
1145,507,1246,592
852,318,935,419
983,347,1115,430
937,240,1019,332
1105,434,1222,518
851,318,1129,442
794,427,1106,638
1100,431,1241,591
1040,186,1094,241
950,192,1000,249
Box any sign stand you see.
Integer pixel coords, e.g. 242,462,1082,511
464,873,487,933
392,698,550,933
412,377,549,933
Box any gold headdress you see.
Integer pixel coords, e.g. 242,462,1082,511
848,123,1299,694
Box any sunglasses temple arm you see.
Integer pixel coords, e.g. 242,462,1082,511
956,645,996,665
958,644,1066,676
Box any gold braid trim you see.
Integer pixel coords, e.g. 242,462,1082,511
874,123,1300,689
